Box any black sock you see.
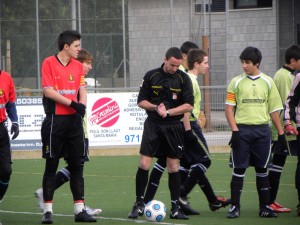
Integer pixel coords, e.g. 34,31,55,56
230,168,245,206
256,168,270,206
55,167,70,189
268,154,286,203
169,172,180,209
0,163,11,200
144,162,165,203
198,175,217,204
181,166,201,196
136,167,149,203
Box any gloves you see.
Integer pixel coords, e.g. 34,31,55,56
284,123,299,135
277,134,288,153
11,122,19,140
185,130,198,143
70,100,86,117
228,131,240,148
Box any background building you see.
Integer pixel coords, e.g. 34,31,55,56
0,0,299,89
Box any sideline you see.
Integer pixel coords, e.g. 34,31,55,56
0,209,188,225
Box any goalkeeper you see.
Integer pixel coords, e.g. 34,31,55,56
0,70,19,203
283,71,300,217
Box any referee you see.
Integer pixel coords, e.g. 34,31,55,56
128,47,194,220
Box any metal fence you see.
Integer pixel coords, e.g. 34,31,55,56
16,85,231,150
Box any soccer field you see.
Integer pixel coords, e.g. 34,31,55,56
0,153,298,225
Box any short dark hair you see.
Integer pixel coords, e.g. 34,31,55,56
285,45,300,64
57,30,81,51
165,47,182,60
180,41,199,54
239,46,262,67
187,49,207,70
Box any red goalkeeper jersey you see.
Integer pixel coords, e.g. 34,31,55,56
0,71,16,123
42,55,85,115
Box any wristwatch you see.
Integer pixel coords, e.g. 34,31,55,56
166,110,170,117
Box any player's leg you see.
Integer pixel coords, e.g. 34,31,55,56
41,157,60,224
128,155,152,218
167,157,188,219
268,152,291,212
144,157,166,204
227,167,245,218
129,119,159,219
296,155,300,216
0,163,12,202
0,125,12,202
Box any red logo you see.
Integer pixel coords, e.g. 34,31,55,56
89,97,120,127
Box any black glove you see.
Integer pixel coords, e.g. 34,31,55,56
185,130,198,143
70,100,86,117
228,131,240,148
11,122,19,140
277,134,288,153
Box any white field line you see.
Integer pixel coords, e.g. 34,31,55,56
0,209,188,225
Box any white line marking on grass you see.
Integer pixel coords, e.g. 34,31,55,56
0,210,188,225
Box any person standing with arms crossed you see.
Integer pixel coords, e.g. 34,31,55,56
40,30,96,224
0,70,19,203
269,45,300,213
225,46,287,219
35,48,101,216
128,47,194,220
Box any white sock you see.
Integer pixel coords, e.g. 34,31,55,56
43,203,53,214
74,202,85,215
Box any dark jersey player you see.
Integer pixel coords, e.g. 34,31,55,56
128,47,194,220
0,70,19,203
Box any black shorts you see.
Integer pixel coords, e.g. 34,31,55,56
0,123,11,164
41,114,85,160
140,118,185,159
182,121,210,164
229,124,272,168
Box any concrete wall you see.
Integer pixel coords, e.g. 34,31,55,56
128,0,281,87
128,0,192,87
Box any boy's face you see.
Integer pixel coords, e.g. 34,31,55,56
290,58,300,71
195,56,209,75
83,60,93,76
66,40,81,59
240,59,259,75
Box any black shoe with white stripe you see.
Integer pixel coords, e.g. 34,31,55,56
227,205,240,219
259,205,278,218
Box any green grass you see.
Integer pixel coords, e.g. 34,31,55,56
0,153,299,225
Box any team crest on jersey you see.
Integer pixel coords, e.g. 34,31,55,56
172,93,177,100
0,89,3,97
68,75,75,82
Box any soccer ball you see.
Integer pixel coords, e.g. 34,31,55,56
144,200,166,222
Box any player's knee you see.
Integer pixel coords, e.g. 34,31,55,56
0,164,12,181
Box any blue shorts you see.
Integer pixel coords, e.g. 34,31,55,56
182,121,210,164
229,124,272,168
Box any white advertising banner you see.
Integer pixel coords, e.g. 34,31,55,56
11,93,145,150
87,92,146,146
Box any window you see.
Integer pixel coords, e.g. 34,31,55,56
195,0,225,13
234,0,272,9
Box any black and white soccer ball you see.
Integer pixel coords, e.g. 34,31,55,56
144,200,166,222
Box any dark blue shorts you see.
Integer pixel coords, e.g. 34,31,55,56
229,124,272,168
182,121,210,165
140,118,185,159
